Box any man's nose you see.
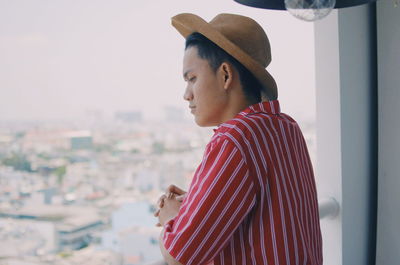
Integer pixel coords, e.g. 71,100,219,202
183,86,193,101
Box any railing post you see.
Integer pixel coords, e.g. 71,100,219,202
319,197,340,220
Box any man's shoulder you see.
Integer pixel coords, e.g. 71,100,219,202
216,111,300,144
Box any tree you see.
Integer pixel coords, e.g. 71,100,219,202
54,165,66,185
2,153,32,172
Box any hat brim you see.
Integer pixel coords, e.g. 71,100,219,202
171,13,278,100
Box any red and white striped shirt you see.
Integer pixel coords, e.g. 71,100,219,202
163,100,322,265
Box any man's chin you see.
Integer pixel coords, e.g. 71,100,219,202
194,116,205,127
194,119,206,127
194,117,218,128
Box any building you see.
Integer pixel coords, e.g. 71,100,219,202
101,201,162,264
64,130,93,150
115,111,143,123
0,205,106,253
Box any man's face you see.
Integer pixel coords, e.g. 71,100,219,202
182,46,228,127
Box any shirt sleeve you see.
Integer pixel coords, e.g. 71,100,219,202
163,137,256,265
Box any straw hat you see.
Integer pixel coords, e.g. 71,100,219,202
171,13,278,100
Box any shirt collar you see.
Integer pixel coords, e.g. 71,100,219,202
239,100,281,116
213,100,281,133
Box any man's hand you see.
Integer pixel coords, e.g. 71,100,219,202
157,197,182,226
153,185,187,265
154,185,187,227
166,184,187,202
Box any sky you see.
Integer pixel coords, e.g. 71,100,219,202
0,0,316,122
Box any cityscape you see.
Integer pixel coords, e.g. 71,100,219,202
0,108,316,265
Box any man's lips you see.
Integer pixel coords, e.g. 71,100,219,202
189,106,196,113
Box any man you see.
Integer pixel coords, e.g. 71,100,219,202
154,13,322,265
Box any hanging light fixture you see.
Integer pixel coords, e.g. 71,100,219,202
234,0,376,21
284,0,336,21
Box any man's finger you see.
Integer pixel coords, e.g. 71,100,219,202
154,209,160,217
175,194,185,202
166,184,187,196
157,194,167,208
167,192,174,199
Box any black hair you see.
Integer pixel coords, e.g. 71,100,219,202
185,32,263,103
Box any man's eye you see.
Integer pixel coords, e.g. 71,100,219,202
189,77,196,82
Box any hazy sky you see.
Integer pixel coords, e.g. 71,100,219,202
0,0,315,122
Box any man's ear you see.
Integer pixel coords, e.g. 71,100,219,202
219,62,234,90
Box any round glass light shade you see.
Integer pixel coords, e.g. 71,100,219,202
284,0,336,21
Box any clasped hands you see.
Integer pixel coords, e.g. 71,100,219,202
154,185,187,227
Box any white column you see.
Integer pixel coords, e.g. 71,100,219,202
314,10,342,265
